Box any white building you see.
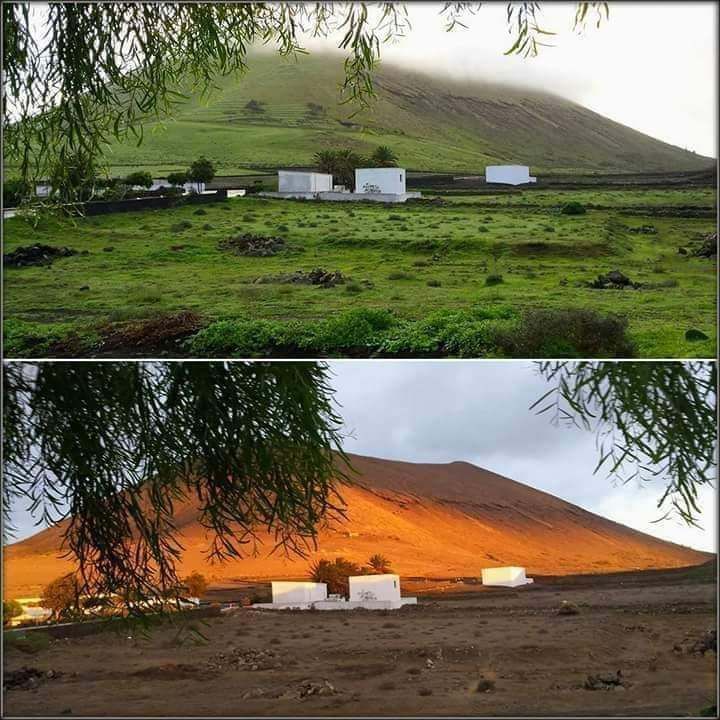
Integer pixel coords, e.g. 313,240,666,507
253,574,416,611
355,168,406,195
270,581,328,606
278,171,333,193
481,566,534,588
485,165,537,186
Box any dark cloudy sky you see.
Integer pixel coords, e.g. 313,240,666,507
329,361,717,553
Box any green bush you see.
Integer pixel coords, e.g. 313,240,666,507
426,279,442,287
188,156,216,184
167,171,188,186
124,170,153,188
308,308,395,353
485,274,504,286
387,271,414,280
560,201,587,215
3,599,23,626
3,178,32,206
495,308,634,358
190,319,286,356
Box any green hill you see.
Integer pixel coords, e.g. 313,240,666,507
93,52,712,176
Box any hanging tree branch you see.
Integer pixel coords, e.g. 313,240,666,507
2,361,351,608
532,361,717,527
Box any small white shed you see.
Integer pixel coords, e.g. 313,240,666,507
485,165,537,186
355,168,406,195
278,171,333,193
481,566,534,588
271,581,327,605
348,574,401,603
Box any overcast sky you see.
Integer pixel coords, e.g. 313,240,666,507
329,361,717,553
305,1,717,157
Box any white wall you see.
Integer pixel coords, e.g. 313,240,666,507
355,168,406,194
278,171,333,193
271,581,327,604
485,165,536,185
481,566,530,587
348,574,401,603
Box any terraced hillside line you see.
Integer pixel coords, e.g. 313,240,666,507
9,52,706,176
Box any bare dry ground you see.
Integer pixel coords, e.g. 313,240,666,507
4,565,716,717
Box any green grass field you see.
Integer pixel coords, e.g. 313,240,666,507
3,188,716,358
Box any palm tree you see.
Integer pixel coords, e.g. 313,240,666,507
313,150,338,177
370,145,398,168
368,554,391,573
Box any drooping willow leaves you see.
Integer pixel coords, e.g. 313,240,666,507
3,2,609,196
3,361,351,608
532,361,717,526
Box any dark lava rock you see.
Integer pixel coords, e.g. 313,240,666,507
587,270,639,289
584,670,624,690
691,232,717,258
678,246,688,255
628,224,657,234
685,328,709,342
4,244,78,268
557,601,580,616
4,666,60,691
220,233,287,257
688,630,716,655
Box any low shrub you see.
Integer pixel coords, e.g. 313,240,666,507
190,319,287,356
387,271,414,280
170,220,193,232
426,279,442,287
485,274,504,286
494,308,634,358
345,282,363,293
560,201,587,215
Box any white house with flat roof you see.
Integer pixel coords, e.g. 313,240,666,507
278,171,333,193
355,168,406,195
485,165,537,186
481,566,534,588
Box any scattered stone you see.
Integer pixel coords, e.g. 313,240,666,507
79,285,90,291
4,244,78,268
297,680,336,699
557,601,580,616
691,232,717,258
206,648,285,672
678,246,688,255
677,630,718,655
628,224,657,234
4,666,60,691
102,246,114,252
474,676,495,693
685,329,709,342
418,687,433,696
586,270,639,290
254,267,345,287
584,670,625,691
220,233,287,257
241,687,266,699
425,658,435,670
170,245,185,252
